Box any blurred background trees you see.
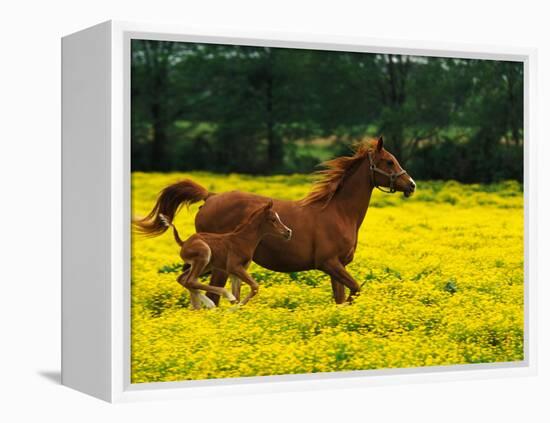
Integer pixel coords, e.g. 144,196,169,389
131,40,523,182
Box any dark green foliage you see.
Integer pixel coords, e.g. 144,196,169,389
144,292,173,317
158,263,184,274
444,279,459,294
131,40,523,182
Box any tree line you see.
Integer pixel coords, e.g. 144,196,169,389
131,40,523,182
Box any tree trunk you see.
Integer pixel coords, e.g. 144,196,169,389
506,68,521,146
381,54,408,163
386,124,404,162
150,102,167,171
265,49,283,171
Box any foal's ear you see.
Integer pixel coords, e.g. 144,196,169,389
377,136,384,152
265,199,274,210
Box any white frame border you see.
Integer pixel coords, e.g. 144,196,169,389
107,20,537,403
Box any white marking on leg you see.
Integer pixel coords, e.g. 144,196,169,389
189,290,201,310
224,290,237,302
199,293,216,309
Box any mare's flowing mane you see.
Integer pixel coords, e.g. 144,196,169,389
300,138,377,208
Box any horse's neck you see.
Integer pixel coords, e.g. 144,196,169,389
231,218,263,253
329,160,374,228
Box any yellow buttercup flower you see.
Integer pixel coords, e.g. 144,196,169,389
131,173,523,383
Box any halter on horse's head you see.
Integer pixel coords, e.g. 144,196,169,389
367,137,416,197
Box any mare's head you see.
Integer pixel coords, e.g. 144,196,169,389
367,136,416,197
258,200,292,240
301,136,416,208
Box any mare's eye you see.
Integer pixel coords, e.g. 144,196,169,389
387,160,393,166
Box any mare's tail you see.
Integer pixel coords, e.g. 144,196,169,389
158,214,185,247
133,179,213,237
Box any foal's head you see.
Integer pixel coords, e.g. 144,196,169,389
368,137,416,197
255,200,292,240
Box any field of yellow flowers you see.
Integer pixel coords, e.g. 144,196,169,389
131,172,524,383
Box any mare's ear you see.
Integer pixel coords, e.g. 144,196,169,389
264,199,274,211
377,136,384,152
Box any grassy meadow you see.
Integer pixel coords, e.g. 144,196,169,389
131,172,524,383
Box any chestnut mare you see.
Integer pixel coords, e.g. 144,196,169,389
135,137,416,304
158,200,292,309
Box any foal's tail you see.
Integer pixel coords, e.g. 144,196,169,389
158,214,185,247
133,179,213,237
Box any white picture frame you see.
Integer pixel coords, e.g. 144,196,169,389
61,20,537,403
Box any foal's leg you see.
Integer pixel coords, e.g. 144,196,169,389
177,268,200,309
188,289,203,310
176,267,191,287
231,268,259,306
185,263,236,303
230,275,242,302
182,260,219,309
206,270,229,306
186,288,215,309
196,291,216,308
322,259,361,303
187,279,236,303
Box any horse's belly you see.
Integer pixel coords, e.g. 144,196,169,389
252,241,313,273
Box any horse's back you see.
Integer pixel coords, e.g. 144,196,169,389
195,191,272,233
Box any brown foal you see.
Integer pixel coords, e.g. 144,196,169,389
159,200,292,309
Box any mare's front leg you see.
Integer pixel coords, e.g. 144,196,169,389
321,258,360,303
330,276,347,304
231,268,259,306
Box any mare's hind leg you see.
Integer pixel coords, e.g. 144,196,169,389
322,258,360,303
206,270,229,306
